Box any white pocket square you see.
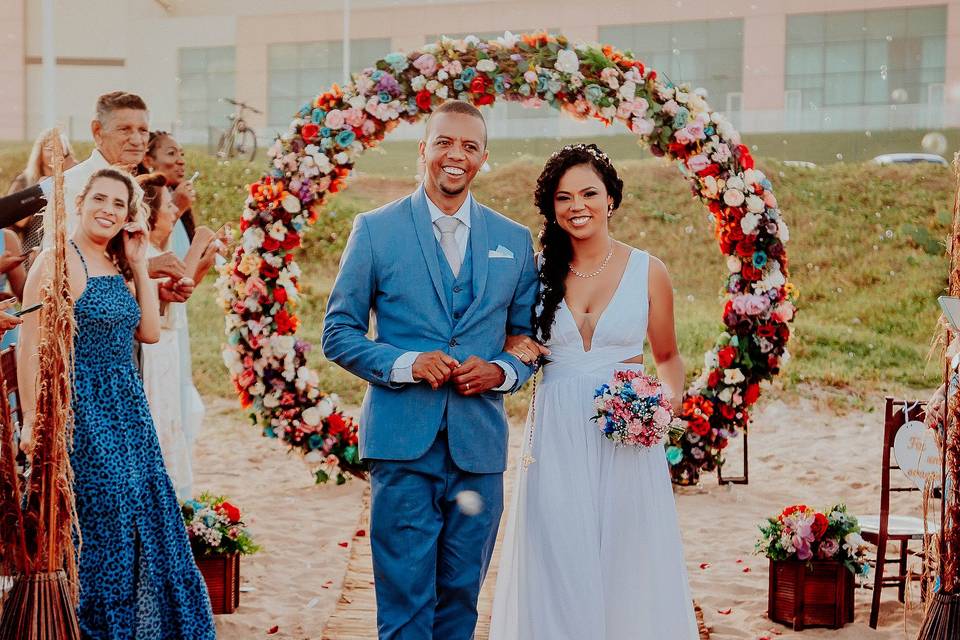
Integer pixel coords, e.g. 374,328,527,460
488,245,514,259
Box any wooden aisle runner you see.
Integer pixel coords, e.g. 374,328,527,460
322,480,710,640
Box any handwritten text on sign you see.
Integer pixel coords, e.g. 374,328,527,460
893,420,942,491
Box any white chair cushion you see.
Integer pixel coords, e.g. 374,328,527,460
858,514,939,538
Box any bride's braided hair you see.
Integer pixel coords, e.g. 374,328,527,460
533,144,624,342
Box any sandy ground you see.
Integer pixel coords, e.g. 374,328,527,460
196,389,935,639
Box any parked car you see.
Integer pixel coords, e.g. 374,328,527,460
872,153,948,166
782,160,817,168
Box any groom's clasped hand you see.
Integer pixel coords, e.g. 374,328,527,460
412,351,505,395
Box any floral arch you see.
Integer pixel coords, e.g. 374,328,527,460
215,32,797,485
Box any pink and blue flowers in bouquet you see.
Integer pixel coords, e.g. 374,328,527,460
592,370,676,449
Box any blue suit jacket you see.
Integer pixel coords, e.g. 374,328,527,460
322,187,538,473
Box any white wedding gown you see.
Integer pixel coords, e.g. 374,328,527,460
491,248,699,639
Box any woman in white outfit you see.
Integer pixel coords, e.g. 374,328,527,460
137,172,200,499
490,144,698,639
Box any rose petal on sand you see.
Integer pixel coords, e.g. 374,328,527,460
356,529,367,537
743,567,752,572
338,541,349,547
717,608,732,615
699,562,711,569
267,626,279,634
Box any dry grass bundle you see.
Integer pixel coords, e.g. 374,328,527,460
0,381,29,576
0,130,80,639
917,152,960,638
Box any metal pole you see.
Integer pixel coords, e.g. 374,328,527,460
342,0,351,84
41,0,56,129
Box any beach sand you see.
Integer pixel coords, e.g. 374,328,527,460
196,389,934,639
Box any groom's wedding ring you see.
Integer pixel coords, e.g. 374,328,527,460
466,383,471,390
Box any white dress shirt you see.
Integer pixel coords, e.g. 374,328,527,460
39,148,111,249
390,192,516,391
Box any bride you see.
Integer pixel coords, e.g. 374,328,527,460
490,144,699,639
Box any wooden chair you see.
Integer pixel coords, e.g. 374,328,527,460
857,397,939,629
0,345,20,426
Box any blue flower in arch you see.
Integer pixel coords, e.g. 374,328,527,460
311,108,326,124
493,75,506,93
584,84,604,103
461,66,477,82
384,51,409,73
336,129,356,148
371,69,384,82
453,78,465,92
752,251,768,269
378,91,392,104
308,433,324,450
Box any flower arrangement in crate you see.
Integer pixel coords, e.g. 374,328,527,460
181,493,260,557
756,503,869,576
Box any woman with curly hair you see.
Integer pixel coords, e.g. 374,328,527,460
491,144,697,639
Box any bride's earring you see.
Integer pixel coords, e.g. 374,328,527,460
607,204,613,218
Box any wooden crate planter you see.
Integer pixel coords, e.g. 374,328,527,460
768,559,855,630
195,552,240,615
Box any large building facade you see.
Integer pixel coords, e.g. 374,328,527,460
1,0,958,142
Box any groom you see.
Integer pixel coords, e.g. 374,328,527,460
322,101,538,639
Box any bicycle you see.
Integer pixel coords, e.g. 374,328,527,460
216,98,261,162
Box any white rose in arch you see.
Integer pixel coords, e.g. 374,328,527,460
745,194,765,214
723,368,745,385
778,219,790,243
317,396,336,419
263,393,281,408
740,212,761,235
726,255,742,273
723,188,745,208
726,175,745,191
704,350,719,369
555,49,580,74
302,406,321,426
718,387,734,403
476,59,497,73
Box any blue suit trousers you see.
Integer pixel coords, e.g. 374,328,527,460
369,430,504,640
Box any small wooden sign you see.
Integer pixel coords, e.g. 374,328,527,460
893,420,942,491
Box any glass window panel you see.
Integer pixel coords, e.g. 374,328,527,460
634,24,670,51
825,42,863,74
177,47,235,134
673,21,708,49
864,9,906,40
786,45,822,76
786,15,823,44
863,74,888,104
907,6,947,37
179,49,206,74
708,19,743,47
803,88,823,109
919,67,945,84
269,44,299,70
825,12,864,42
825,72,864,105
269,69,299,98
864,41,889,68
921,36,946,69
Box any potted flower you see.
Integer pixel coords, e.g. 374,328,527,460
756,503,869,630
181,493,260,614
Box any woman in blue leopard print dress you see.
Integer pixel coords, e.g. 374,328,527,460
18,168,216,639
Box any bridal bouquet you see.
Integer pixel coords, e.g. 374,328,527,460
592,370,680,449
755,503,869,576
181,493,261,557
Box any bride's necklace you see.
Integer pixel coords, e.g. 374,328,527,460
569,239,614,279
